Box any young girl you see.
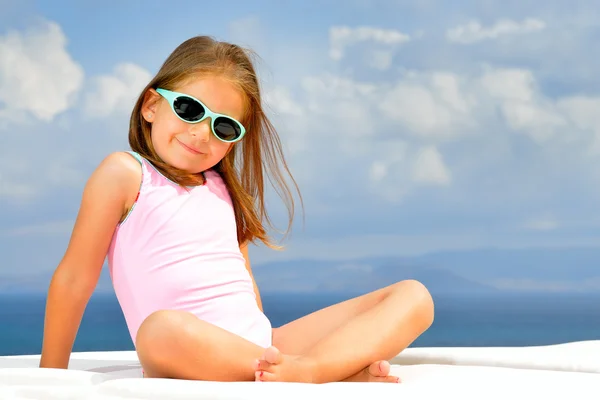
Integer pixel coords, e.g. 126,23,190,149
39,36,434,384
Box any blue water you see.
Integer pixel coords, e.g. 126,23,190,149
1,292,599,356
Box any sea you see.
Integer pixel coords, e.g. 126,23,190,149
1,291,599,356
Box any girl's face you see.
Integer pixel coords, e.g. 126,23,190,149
142,75,246,175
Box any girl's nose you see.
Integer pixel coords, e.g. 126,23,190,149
188,119,211,142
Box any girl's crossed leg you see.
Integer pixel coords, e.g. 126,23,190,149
136,279,434,383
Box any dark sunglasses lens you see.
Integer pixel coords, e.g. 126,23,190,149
173,96,205,122
214,117,242,141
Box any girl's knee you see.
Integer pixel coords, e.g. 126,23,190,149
394,280,435,321
397,279,431,296
136,310,196,372
136,310,191,350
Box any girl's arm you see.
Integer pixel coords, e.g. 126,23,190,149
39,152,141,369
240,242,263,312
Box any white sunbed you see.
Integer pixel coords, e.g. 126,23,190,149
0,340,599,399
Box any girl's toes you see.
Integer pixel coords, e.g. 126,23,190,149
257,359,275,372
262,346,283,364
368,360,391,377
255,370,276,382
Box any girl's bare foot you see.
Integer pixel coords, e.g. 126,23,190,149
342,360,401,383
254,346,316,383
253,347,400,384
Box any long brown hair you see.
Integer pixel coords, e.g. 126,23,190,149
128,36,302,249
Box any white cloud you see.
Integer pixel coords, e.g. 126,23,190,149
369,161,388,182
264,85,304,117
0,20,84,122
367,141,409,182
364,140,411,202
329,26,410,70
502,101,567,142
379,72,475,138
480,67,569,143
363,143,450,202
412,146,452,185
266,59,600,208
368,49,395,70
522,216,559,231
557,96,600,131
0,21,144,202
447,18,546,44
300,74,377,138
480,68,535,102
556,96,600,153
295,70,477,143
263,84,312,157
83,63,152,118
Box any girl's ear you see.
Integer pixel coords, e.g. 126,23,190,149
141,88,161,123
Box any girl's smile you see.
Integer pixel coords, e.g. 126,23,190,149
175,137,206,155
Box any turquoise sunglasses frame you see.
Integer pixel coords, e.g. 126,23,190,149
156,88,246,143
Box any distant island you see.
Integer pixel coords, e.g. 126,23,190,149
252,246,600,295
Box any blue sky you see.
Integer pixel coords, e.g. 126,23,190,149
1,0,600,286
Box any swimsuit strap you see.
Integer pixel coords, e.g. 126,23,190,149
126,151,144,165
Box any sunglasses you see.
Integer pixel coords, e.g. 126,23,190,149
155,88,246,143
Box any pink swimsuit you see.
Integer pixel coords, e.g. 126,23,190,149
107,151,272,349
